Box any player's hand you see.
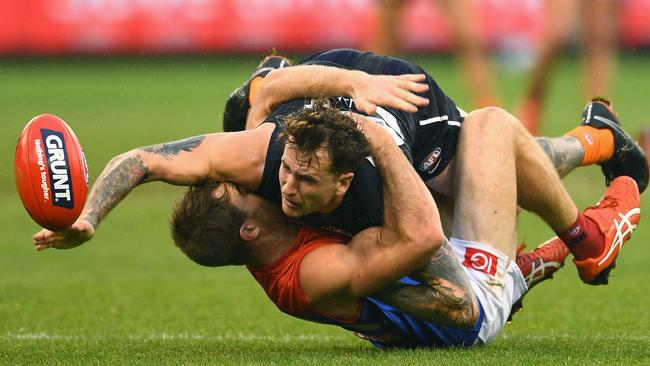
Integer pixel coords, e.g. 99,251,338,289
350,73,429,115
33,219,95,251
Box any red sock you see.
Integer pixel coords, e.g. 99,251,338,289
556,212,605,260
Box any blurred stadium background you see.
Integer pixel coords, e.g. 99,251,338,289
1,0,649,364
2,0,650,54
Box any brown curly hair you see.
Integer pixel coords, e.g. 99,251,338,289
279,99,371,175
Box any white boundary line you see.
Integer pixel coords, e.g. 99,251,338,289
3,332,347,342
4,332,649,342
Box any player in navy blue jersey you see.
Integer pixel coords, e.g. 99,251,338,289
32,50,643,346
165,100,638,347
37,49,644,286
226,49,645,284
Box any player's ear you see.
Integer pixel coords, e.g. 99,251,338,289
335,172,354,195
240,220,260,241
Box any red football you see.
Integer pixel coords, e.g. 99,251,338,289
14,114,89,231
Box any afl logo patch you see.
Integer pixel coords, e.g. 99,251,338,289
420,147,442,174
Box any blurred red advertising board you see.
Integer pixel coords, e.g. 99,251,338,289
0,0,648,55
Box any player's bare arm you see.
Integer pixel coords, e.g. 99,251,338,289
80,135,209,230
372,239,478,328
247,65,430,128
300,114,444,316
33,128,271,251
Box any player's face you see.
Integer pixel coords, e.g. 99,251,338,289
279,144,348,218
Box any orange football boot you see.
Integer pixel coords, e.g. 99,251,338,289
574,176,641,285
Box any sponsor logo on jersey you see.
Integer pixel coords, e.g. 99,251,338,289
420,147,442,174
462,247,498,276
41,129,74,209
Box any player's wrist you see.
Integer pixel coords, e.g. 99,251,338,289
346,70,368,97
364,124,394,157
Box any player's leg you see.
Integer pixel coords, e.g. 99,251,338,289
446,108,574,260
438,0,498,108
464,106,642,285
513,97,648,190
534,136,585,178
518,0,579,133
505,106,633,274
451,107,521,259
582,0,617,99
370,0,404,55
509,111,582,237
446,108,529,343
564,98,648,192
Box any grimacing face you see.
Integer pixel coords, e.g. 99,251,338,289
278,144,352,218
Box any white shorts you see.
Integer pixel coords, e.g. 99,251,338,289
449,237,528,345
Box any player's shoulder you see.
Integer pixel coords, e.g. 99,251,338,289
299,241,350,296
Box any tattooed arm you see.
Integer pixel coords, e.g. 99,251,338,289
32,128,270,251
81,136,206,229
361,136,582,328
372,240,479,329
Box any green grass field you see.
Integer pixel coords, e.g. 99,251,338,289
1,54,649,364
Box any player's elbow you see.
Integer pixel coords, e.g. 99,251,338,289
108,150,150,182
256,68,284,97
420,226,445,257
406,222,444,260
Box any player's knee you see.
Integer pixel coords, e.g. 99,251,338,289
464,106,518,138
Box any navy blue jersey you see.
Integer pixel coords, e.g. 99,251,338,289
253,49,463,235
302,48,464,181
254,113,384,236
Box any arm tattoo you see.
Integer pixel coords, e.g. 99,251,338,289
81,136,206,229
82,154,148,229
141,136,205,161
371,240,478,328
536,136,584,178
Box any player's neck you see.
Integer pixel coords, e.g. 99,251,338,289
318,194,345,214
246,221,300,268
